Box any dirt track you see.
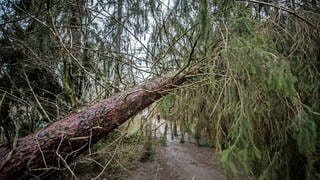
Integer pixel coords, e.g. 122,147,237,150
122,120,226,180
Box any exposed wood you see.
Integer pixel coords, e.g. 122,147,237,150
0,72,191,179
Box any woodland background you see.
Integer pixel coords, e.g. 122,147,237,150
0,0,319,179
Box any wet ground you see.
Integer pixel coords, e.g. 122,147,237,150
121,119,226,180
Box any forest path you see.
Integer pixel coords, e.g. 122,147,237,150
122,120,226,180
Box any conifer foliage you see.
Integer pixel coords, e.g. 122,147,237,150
159,1,320,179
0,0,319,179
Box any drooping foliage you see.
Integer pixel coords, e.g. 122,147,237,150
0,0,319,179
159,1,320,179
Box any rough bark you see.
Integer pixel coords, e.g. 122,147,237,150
114,0,123,93
0,73,188,179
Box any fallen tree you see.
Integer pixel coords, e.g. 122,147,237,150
0,70,193,179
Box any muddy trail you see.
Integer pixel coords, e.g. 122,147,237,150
122,119,226,180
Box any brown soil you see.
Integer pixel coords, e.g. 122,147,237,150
121,120,226,180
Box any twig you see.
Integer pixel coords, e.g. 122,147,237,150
88,128,93,155
23,71,52,122
83,158,104,168
0,92,6,110
173,34,201,78
56,134,78,180
240,0,317,29
48,11,108,91
152,122,166,132
35,131,48,169
92,146,119,180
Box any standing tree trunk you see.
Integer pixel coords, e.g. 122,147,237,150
113,0,123,93
62,0,86,108
0,72,190,179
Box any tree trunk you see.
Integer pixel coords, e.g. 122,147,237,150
0,73,189,179
113,0,123,93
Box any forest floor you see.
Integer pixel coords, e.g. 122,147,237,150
120,120,226,180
